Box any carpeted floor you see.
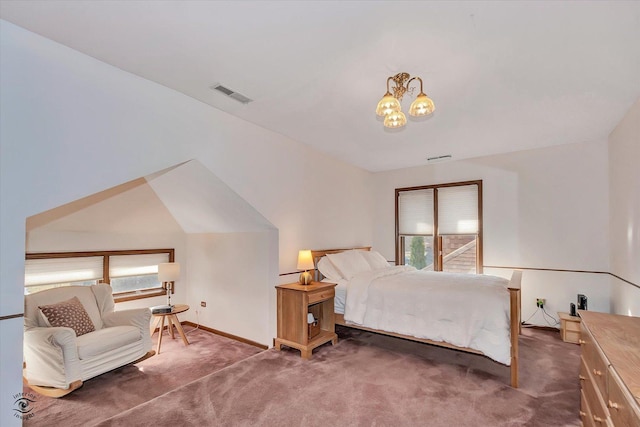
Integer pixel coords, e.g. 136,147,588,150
24,325,263,426
75,325,578,427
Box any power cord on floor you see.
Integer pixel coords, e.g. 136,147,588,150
521,306,559,328
541,307,559,327
185,309,200,334
522,308,540,325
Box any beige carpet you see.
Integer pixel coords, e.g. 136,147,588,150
89,326,580,427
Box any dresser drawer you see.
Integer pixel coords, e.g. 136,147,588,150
581,356,611,425
581,389,595,427
607,366,640,427
581,323,609,399
307,287,334,305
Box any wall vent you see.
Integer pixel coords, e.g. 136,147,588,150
427,155,452,162
210,83,253,104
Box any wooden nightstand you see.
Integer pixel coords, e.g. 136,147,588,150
275,281,338,359
558,311,581,344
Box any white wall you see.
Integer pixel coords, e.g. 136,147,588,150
608,98,640,316
185,232,276,344
0,21,372,424
371,140,612,326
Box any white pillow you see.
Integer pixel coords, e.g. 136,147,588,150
360,250,389,269
317,257,344,281
326,250,372,279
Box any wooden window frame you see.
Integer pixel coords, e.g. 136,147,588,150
395,180,483,273
25,248,175,303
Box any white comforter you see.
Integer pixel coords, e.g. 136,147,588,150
343,266,512,365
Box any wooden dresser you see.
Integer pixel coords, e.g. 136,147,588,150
579,311,640,427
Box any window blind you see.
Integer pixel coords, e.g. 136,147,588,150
109,253,169,278
398,189,434,235
437,184,479,234
24,256,103,287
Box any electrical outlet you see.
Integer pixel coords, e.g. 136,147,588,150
536,298,545,309
200,301,206,308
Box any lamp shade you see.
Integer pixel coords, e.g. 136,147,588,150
376,93,401,117
158,262,180,282
384,110,407,128
409,93,435,116
297,250,314,271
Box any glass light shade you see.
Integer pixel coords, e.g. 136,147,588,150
297,250,314,271
158,262,180,282
384,110,407,128
409,94,435,116
376,94,401,116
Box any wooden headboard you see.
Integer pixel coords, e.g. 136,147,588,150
310,247,371,281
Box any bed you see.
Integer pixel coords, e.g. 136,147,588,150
311,247,522,388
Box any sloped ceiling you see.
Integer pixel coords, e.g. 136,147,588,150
1,1,638,172
27,161,274,234
26,177,184,234
146,160,275,234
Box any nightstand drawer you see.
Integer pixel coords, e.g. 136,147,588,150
565,322,580,332
308,288,334,305
564,329,581,344
566,319,581,332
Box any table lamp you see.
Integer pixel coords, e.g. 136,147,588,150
158,262,180,307
297,250,314,285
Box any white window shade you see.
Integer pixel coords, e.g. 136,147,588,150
25,256,103,287
437,185,479,234
109,253,169,278
398,189,434,235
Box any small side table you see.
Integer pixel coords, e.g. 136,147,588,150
150,304,190,354
274,281,337,359
558,311,581,344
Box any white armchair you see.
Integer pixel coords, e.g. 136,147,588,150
24,284,154,397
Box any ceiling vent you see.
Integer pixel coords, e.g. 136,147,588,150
210,83,253,104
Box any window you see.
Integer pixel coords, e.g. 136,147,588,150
25,249,174,302
109,253,170,294
396,181,482,273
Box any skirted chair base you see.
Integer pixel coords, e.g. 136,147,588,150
23,350,155,397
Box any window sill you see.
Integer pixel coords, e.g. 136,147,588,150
114,289,166,303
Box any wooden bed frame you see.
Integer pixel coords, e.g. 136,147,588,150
311,247,522,388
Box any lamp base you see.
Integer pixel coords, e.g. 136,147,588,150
166,283,173,308
299,271,313,285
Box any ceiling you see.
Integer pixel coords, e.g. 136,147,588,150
2,1,639,172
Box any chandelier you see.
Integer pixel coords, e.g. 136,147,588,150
375,72,435,129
